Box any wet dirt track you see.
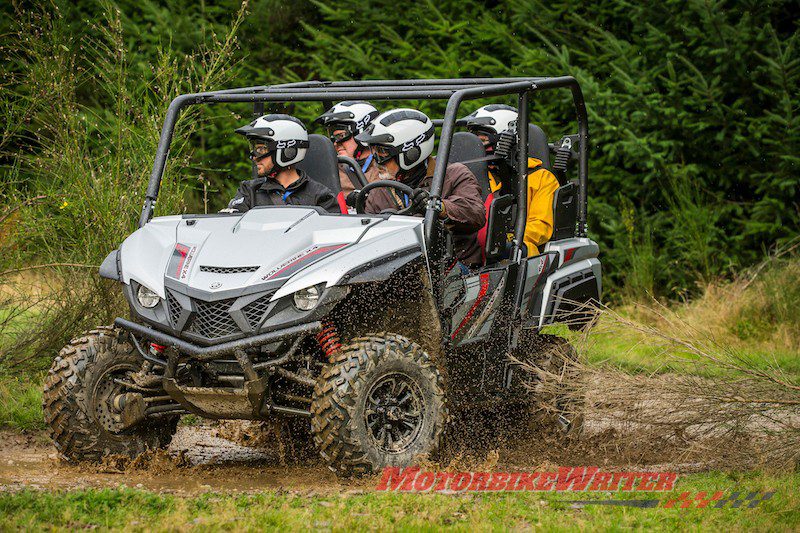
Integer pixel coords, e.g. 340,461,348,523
0,426,364,495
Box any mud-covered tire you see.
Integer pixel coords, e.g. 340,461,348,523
42,326,178,462
513,332,585,437
310,333,446,476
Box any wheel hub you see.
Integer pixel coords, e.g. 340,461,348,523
91,364,138,433
364,373,424,454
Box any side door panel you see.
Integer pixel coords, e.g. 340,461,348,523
518,252,560,323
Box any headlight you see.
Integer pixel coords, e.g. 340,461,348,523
136,284,160,308
293,285,321,311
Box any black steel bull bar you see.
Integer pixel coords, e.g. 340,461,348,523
114,318,322,419
114,317,323,361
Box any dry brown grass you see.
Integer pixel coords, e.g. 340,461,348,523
517,298,800,472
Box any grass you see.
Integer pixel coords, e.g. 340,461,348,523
1,471,797,531
0,373,45,431
579,323,800,376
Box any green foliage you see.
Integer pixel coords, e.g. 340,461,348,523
0,1,244,363
279,0,800,298
1,0,798,314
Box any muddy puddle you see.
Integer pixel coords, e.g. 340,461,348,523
0,426,364,495
2,392,792,495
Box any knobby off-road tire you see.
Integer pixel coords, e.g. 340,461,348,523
311,333,447,476
513,332,585,438
42,326,178,462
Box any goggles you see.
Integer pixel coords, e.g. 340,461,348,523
249,142,272,160
373,145,392,158
328,128,354,144
247,138,309,160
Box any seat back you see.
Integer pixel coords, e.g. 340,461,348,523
296,134,341,194
551,181,577,241
296,134,348,214
449,131,491,199
528,124,550,169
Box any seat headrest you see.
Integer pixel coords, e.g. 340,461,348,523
449,131,491,199
528,124,550,169
296,134,341,194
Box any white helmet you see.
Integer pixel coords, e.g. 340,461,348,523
315,101,379,146
462,104,518,151
235,114,309,168
355,108,435,170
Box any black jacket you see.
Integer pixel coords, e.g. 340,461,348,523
227,170,339,213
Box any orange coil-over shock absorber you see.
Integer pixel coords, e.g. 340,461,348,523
316,319,341,361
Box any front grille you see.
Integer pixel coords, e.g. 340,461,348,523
188,298,238,339
242,293,274,330
166,289,182,327
199,265,259,274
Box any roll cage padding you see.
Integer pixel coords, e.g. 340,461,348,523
449,132,490,199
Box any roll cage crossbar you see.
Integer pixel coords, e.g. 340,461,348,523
140,77,589,250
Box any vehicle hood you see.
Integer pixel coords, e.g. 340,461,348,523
119,207,424,301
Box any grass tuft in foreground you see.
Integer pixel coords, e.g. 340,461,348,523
1,472,798,531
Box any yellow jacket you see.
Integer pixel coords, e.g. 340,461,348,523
488,157,559,256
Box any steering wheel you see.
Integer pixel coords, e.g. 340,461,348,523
355,180,418,216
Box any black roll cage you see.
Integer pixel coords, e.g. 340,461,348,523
140,77,589,256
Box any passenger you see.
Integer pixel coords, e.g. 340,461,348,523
315,101,380,196
463,104,560,256
355,109,486,270
226,114,338,213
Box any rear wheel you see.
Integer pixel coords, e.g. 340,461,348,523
311,333,446,475
42,327,178,462
513,332,584,437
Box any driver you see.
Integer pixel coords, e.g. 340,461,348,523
463,104,560,256
226,114,339,213
355,108,486,269
315,101,381,196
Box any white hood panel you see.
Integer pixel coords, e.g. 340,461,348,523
119,208,424,298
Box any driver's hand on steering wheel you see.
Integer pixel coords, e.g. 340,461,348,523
410,188,430,214
345,190,360,208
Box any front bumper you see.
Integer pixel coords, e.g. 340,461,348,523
114,317,322,360
114,317,320,419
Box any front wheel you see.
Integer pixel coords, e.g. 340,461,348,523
311,333,446,476
42,327,178,462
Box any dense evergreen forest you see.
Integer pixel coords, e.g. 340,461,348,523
1,0,798,300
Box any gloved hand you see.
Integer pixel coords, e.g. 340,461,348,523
345,190,360,208
410,188,429,214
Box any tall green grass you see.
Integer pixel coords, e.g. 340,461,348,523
0,3,245,367
0,373,44,431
